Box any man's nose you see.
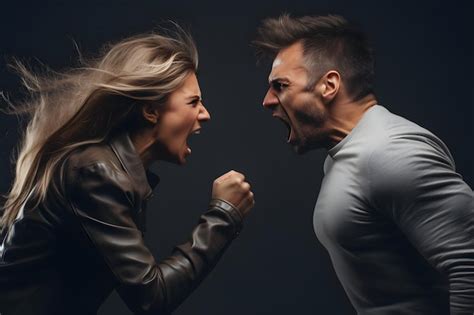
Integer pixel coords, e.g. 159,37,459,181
262,89,279,109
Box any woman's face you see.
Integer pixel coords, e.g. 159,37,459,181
151,72,211,165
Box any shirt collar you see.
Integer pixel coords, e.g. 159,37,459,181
108,132,160,199
327,104,382,158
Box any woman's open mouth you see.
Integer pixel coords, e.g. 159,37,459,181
185,128,201,155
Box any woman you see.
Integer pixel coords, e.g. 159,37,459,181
0,26,254,315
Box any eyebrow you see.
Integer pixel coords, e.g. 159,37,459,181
268,77,290,85
186,95,202,101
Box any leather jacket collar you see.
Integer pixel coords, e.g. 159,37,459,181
108,132,160,200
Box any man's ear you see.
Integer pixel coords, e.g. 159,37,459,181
316,70,341,103
142,104,160,124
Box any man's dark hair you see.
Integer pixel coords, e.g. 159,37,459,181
254,14,375,100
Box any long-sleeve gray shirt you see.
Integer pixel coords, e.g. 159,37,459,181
313,105,474,314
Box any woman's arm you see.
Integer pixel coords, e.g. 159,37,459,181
66,161,245,314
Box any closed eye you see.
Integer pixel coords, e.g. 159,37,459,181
271,81,288,92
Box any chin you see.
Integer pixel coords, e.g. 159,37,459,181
160,152,186,165
176,150,191,165
173,155,187,165
293,144,310,155
292,139,324,155
289,137,308,155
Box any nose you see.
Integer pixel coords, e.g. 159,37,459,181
198,103,211,121
262,89,279,109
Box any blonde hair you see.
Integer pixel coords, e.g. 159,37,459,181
1,26,198,230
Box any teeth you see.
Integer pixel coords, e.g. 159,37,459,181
193,130,201,135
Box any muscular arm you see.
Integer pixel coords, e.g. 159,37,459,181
369,139,474,315
66,162,242,314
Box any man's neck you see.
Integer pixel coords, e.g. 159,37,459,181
326,93,378,148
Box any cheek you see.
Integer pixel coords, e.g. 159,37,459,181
174,112,196,136
292,95,326,125
159,112,195,142
295,104,326,126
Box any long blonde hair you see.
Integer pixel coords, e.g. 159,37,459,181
1,26,198,230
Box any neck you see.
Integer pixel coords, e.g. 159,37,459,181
129,128,156,169
326,93,378,148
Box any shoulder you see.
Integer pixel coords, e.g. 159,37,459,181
374,107,454,166
364,107,453,173
368,129,454,178
66,142,120,170
366,133,459,210
62,142,135,199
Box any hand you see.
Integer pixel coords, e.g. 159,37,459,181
211,170,255,218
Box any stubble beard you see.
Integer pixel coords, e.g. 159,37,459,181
292,102,329,154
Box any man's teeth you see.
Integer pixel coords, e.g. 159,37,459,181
193,130,201,135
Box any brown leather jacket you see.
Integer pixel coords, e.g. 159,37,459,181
0,133,243,315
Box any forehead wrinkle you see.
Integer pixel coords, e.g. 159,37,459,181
269,64,289,83
181,84,201,97
269,64,307,84
268,42,309,85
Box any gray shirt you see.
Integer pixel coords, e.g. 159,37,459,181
313,105,474,314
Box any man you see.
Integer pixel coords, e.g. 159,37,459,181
254,14,474,314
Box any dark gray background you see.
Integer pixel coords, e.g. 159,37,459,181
0,0,472,314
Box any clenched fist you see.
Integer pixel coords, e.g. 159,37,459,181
211,170,255,218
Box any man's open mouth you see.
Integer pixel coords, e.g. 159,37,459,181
274,116,291,141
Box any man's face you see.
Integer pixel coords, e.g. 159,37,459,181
263,42,330,154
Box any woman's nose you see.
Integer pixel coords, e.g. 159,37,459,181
199,104,211,121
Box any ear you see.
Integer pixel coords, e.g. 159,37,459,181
141,103,160,124
317,70,341,103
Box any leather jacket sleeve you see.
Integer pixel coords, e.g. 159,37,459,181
66,161,243,315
